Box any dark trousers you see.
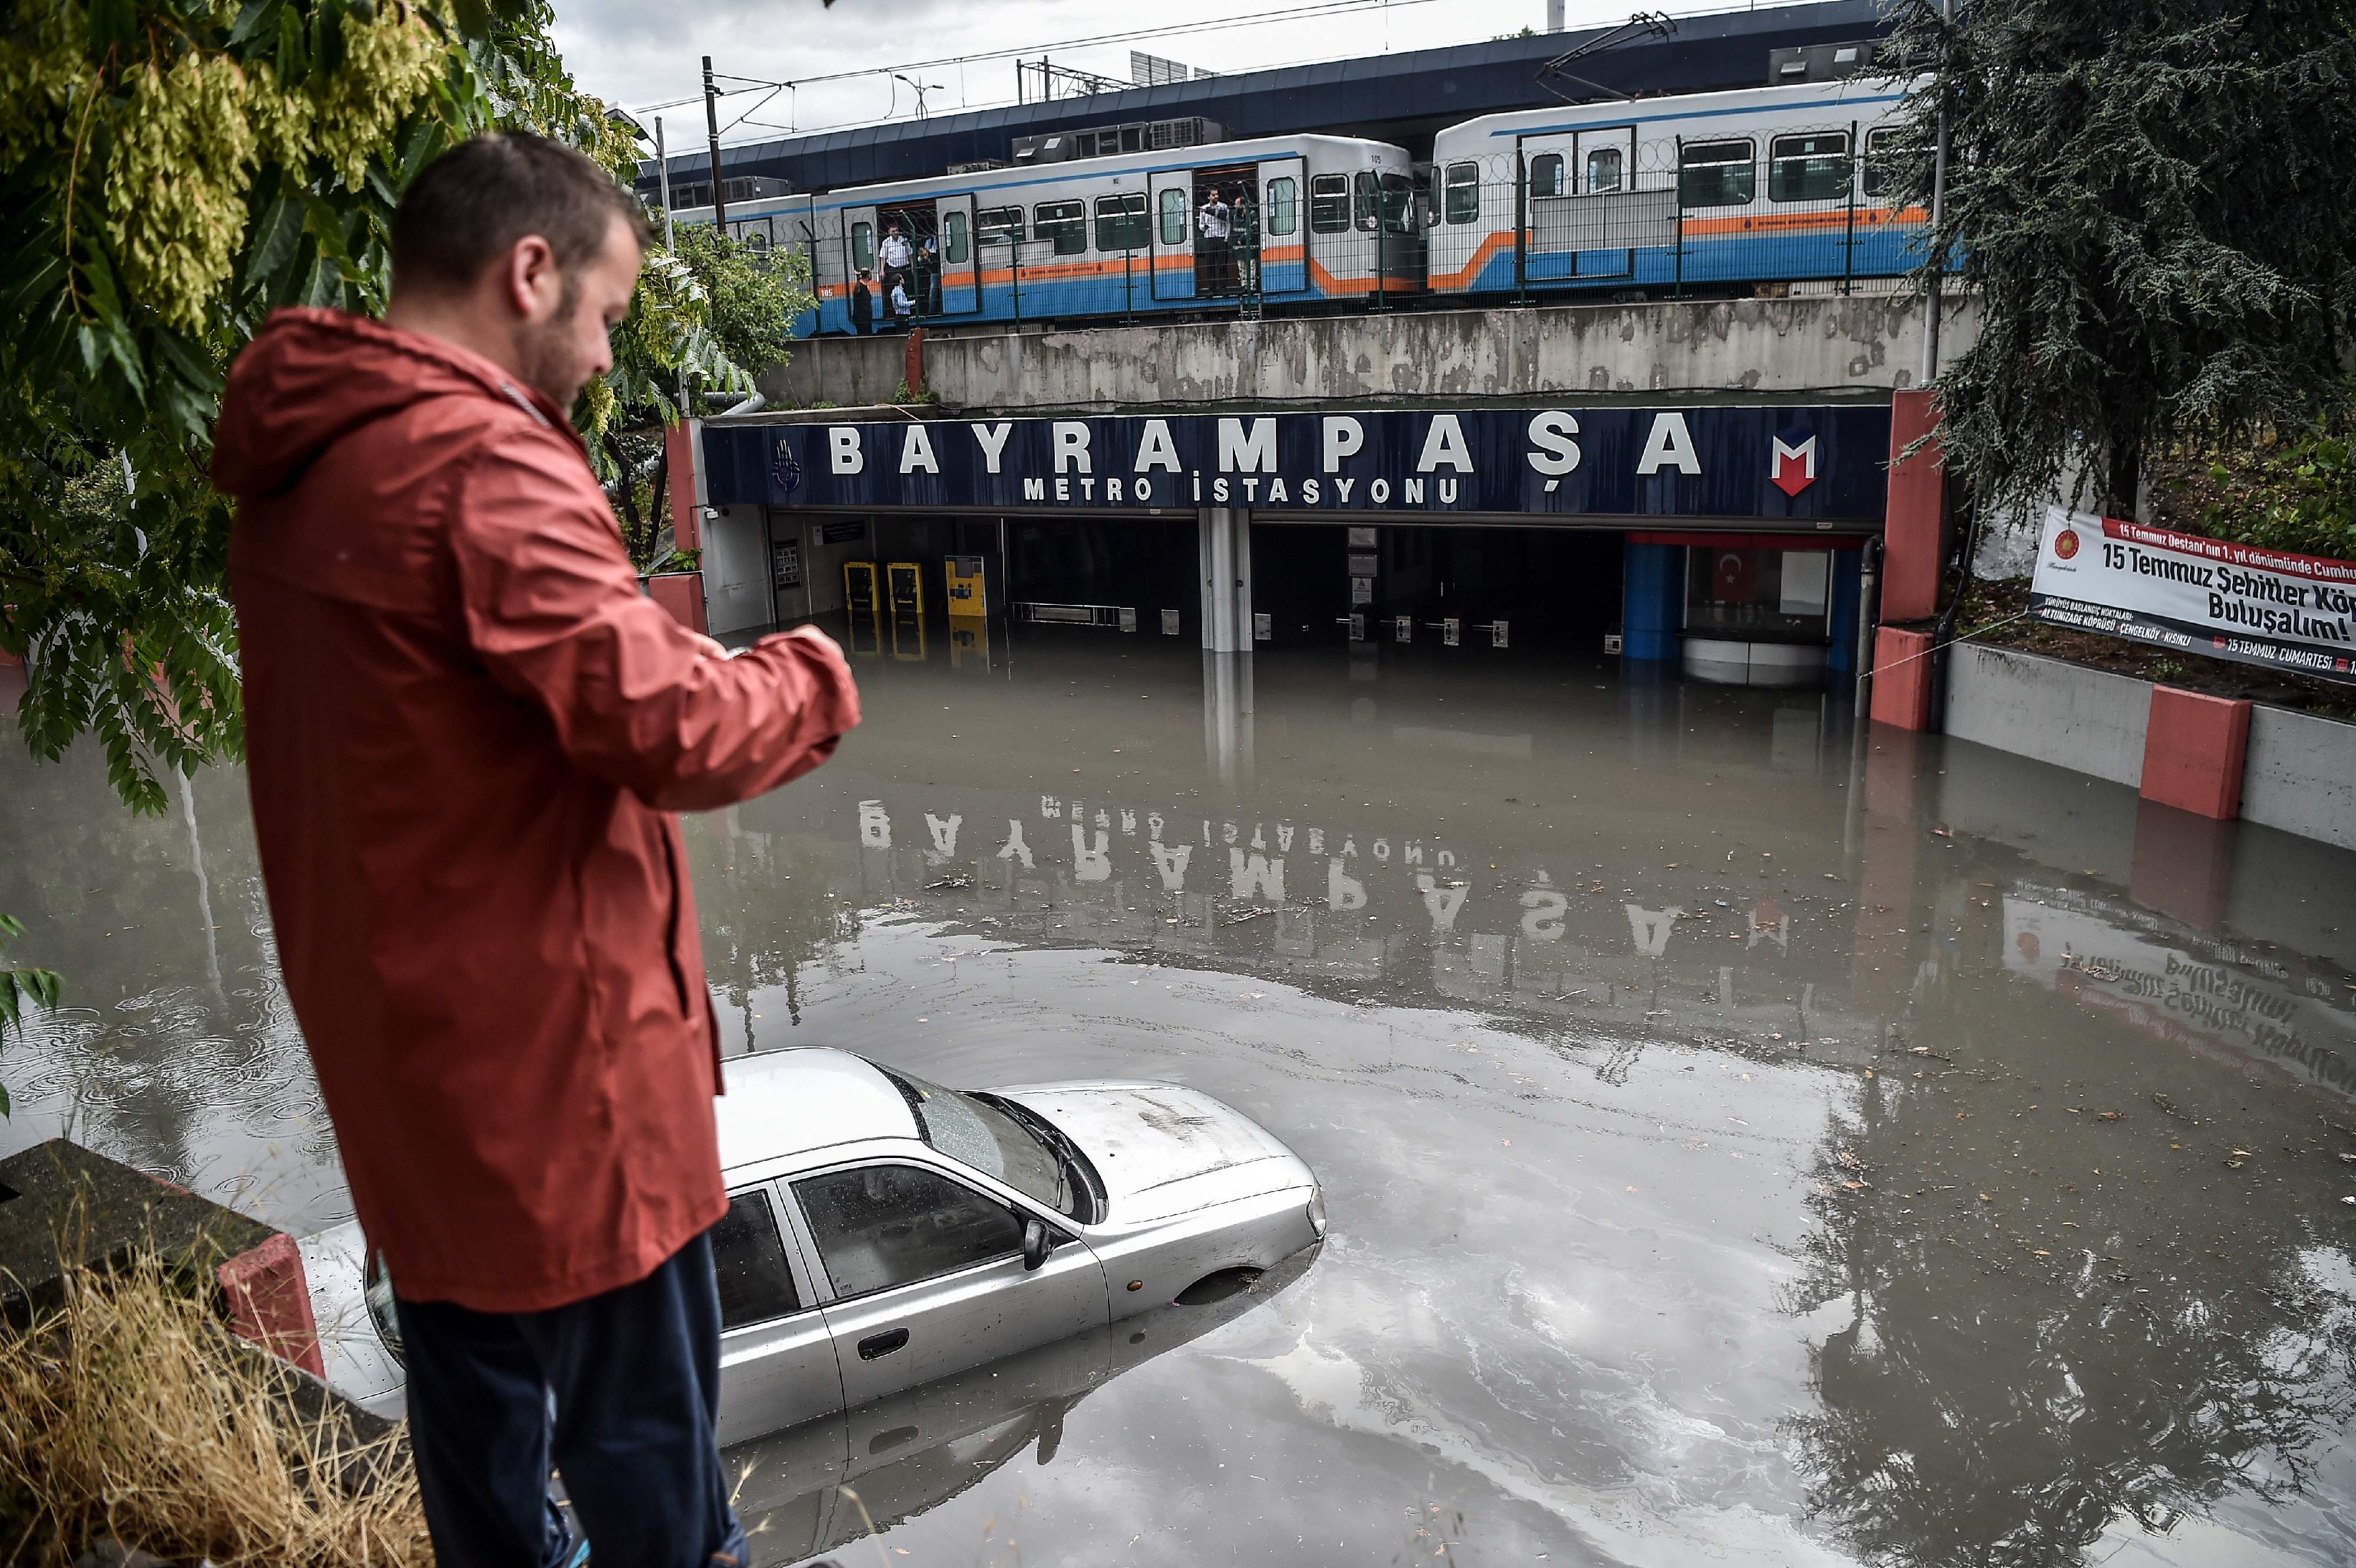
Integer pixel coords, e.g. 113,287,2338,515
397,1231,746,1568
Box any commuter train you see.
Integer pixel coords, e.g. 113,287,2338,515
1426,76,1927,296
691,134,1426,336
670,77,1927,336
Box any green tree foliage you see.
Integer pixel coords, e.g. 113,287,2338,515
2158,396,2356,561
1887,2,2356,521
597,224,811,572
0,0,780,815
0,914,64,1117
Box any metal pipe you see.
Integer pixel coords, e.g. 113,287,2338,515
703,55,729,232
1854,535,1880,711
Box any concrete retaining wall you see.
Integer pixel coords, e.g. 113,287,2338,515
1944,642,2150,790
1943,640,2356,852
759,292,1980,414
2242,704,2356,852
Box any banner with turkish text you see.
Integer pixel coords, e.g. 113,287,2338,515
2027,508,2356,684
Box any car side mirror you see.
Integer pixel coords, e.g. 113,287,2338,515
1023,1216,1053,1272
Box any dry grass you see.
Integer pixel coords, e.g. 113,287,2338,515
0,1251,431,1567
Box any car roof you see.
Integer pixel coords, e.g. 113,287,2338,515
714,1047,922,1172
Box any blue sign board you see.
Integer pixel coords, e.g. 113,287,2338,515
701,406,1890,522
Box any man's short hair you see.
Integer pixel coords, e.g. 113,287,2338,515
392,132,653,291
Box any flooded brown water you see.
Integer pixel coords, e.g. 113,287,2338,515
5,628,2356,1566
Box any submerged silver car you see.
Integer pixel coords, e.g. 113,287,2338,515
301,1047,1324,1444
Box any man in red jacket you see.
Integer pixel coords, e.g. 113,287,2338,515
213,133,860,1568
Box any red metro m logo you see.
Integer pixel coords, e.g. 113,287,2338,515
1770,432,1818,498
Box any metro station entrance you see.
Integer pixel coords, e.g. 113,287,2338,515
1253,522,1624,651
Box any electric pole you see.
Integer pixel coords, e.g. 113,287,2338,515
703,54,728,230
654,116,676,249
1921,0,1952,385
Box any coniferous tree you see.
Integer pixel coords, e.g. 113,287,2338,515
1887,1,2356,522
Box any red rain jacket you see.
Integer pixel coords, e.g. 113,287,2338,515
213,309,859,1312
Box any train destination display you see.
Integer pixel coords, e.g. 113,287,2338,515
2029,508,2356,684
703,406,1892,522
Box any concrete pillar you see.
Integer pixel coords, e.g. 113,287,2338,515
1826,550,1864,675
1202,651,1255,786
1881,389,1945,623
665,418,706,551
1869,626,1934,730
1620,542,1684,661
2140,686,2251,819
1198,508,1253,653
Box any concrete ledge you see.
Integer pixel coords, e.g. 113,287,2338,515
2243,703,2356,851
760,294,1980,413
1944,642,2149,788
0,1139,323,1376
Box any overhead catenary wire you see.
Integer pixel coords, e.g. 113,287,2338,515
626,0,1456,114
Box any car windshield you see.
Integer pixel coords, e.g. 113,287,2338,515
871,1063,1079,1217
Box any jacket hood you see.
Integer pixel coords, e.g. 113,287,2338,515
211,309,567,499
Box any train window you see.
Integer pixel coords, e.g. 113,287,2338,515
1861,127,1911,199
945,209,968,263
1584,147,1624,194
1528,154,1564,198
1352,171,1378,231
1094,192,1149,253
1265,178,1297,236
1378,171,1415,235
1034,200,1086,255
1443,163,1479,224
1309,174,1349,233
1769,131,1851,202
1677,139,1755,208
851,221,875,272
1158,187,1187,245
975,207,1024,246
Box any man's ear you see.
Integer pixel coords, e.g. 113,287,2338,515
504,234,558,319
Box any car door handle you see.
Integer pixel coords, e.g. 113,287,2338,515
857,1328,909,1361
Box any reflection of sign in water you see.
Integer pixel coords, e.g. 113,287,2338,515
2029,507,2356,683
2004,894,2356,1102
772,540,802,590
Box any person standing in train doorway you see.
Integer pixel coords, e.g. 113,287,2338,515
1197,186,1232,295
878,220,913,297
210,131,862,1568
916,229,941,314
1231,183,1261,297
850,268,875,335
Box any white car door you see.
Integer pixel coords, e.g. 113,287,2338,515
712,1186,847,1447
792,1160,1107,1410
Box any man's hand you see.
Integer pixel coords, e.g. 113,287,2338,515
690,633,730,659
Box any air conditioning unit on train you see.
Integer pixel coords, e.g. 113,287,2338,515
661,174,791,211
1011,117,1226,166
1766,41,1879,85
1146,115,1222,151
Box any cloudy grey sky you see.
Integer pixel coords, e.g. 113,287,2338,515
550,0,1673,151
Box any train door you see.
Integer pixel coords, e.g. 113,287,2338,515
937,197,978,313
1573,125,1638,279
1516,134,1576,286
805,204,846,330
1149,170,1196,300
1256,156,1307,295
840,203,879,297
